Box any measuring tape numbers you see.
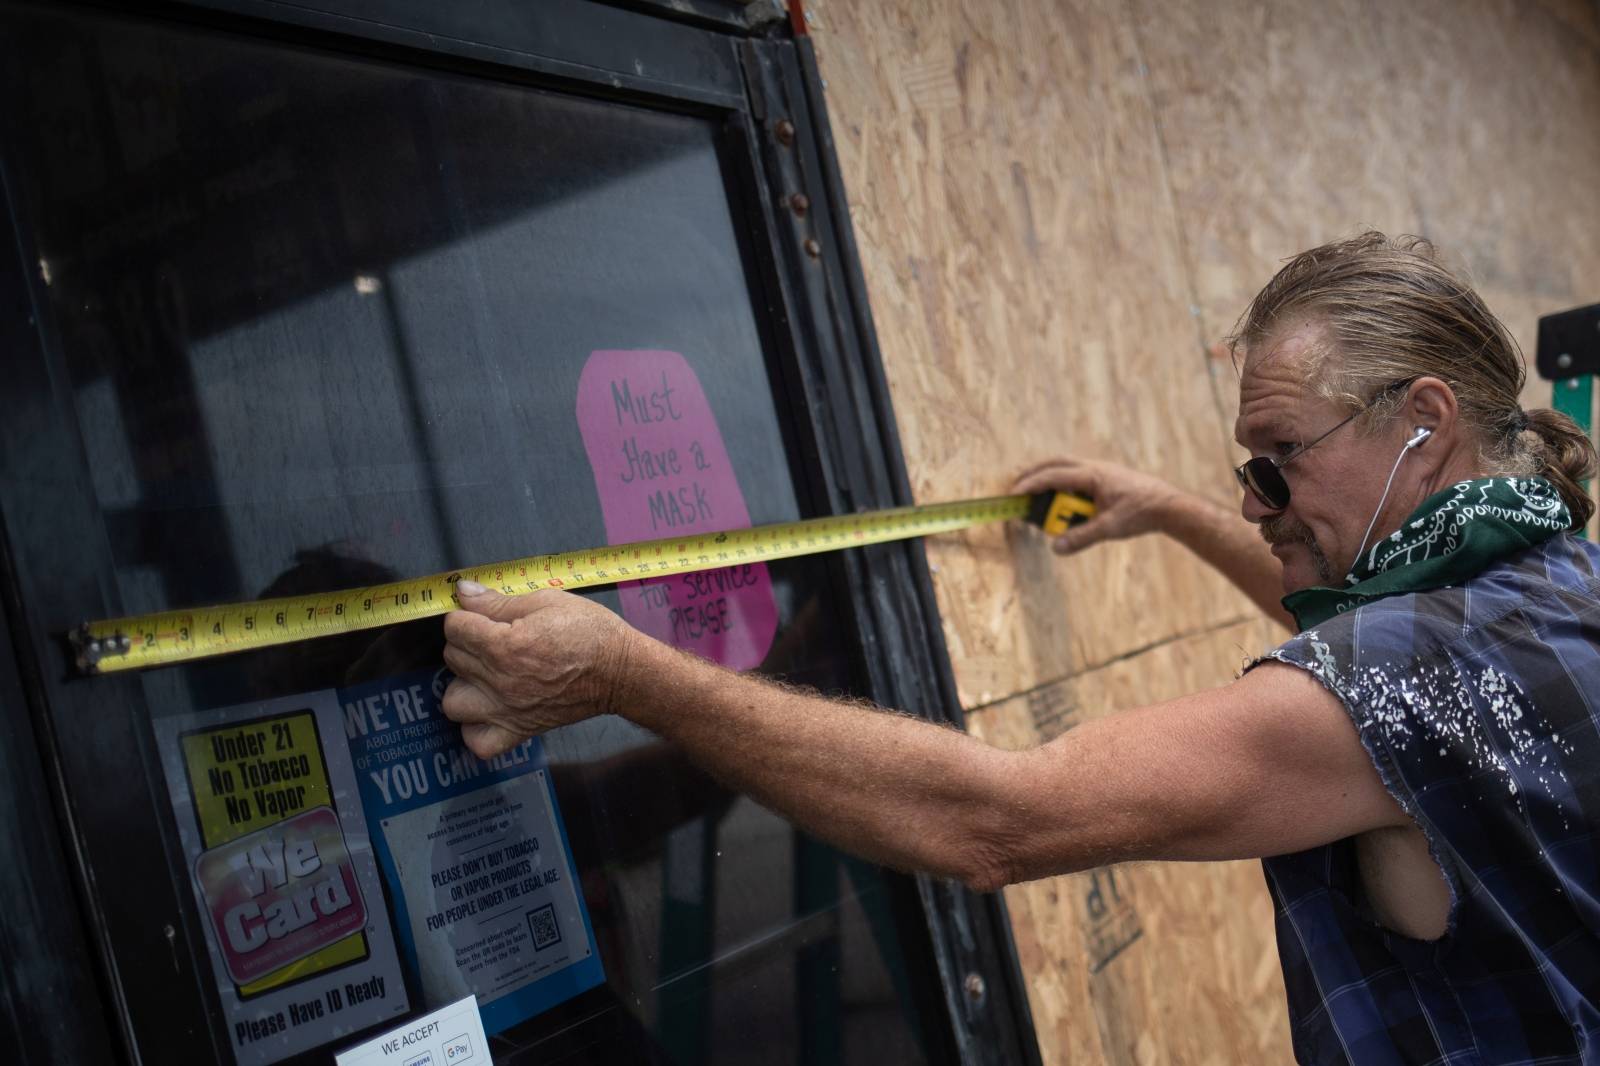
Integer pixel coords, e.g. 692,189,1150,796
70,491,1094,675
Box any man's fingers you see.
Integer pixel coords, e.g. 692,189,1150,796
1052,527,1092,555
1052,516,1118,555
441,677,500,724
443,606,507,659
1012,464,1095,497
1010,458,1084,493
454,580,557,623
1011,470,1064,495
460,721,528,760
442,640,491,685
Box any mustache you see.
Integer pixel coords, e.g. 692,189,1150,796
1260,514,1317,547
1260,515,1337,585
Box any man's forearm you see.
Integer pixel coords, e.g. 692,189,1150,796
1161,493,1293,630
613,633,1023,890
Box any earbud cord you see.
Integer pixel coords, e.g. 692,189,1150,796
1349,439,1417,583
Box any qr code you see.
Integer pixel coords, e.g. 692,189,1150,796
528,903,562,951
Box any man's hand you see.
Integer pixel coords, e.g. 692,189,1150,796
1012,457,1182,554
440,581,635,758
1014,455,1295,631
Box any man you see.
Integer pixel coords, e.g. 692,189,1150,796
440,233,1600,1063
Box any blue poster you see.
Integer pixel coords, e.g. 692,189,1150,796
342,667,603,1034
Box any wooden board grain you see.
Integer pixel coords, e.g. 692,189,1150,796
809,0,1600,1060
1531,0,1600,49
807,0,1255,709
1133,0,1600,533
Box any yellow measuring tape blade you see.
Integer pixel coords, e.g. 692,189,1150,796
74,492,1087,675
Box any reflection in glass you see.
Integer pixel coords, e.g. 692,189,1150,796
2,6,943,1064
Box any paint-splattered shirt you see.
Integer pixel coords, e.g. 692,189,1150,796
1251,533,1600,1065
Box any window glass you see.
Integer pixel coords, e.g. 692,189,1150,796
2,7,938,1064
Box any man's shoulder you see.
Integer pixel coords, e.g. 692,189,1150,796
1269,588,1462,683
1278,532,1600,670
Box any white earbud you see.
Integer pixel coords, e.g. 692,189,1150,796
1351,427,1433,580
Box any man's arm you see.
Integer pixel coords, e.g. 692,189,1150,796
440,585,1405,891
1012,458,1293,631
1160,491,1294,630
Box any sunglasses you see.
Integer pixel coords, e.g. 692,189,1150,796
1233,380,1415,511
1233,412,1356,511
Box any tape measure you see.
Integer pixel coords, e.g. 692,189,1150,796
70,490,1094,675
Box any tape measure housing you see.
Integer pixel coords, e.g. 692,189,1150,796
1027,490,1096,536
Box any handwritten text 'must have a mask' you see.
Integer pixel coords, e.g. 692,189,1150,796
576,350,777,671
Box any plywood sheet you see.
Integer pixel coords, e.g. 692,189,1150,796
967,617,1291,1065
1132,0,1600,404
1532,0,1600,48
1364,1,1600,317
1132,0,1600,536
808,0,1256,708
809,0,1600,1061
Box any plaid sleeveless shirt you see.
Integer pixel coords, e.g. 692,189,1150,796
1252,533,1600,1065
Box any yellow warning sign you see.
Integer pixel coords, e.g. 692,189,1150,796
179,710,368,996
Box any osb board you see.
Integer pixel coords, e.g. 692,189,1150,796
1532,0,1600,48
809,0,1600,705
808,0,1600,1061
967,617,1291,1065
1132,0,1600,532
1132,0,1600,440
806,0,1257,708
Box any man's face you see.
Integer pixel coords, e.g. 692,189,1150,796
1234,324,1409,594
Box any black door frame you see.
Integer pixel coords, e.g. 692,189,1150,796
0,2,1041,1063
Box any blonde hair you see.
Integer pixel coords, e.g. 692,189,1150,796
1232,231,1596,529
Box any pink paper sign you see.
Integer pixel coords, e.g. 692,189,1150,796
576,349,778,670
194,805,367,985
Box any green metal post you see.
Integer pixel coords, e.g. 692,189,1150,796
1554,374,1594,538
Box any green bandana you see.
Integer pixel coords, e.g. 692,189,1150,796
1282,477,1572,631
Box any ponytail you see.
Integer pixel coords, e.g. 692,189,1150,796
1522,408,1598,530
